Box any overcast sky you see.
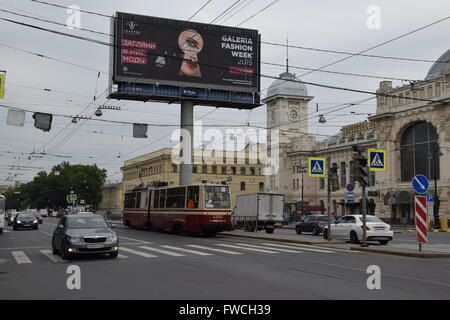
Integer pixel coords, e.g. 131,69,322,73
0,0,449,184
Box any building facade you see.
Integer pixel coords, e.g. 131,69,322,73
122,147,266,209
265,49,450,226
100,183,124,212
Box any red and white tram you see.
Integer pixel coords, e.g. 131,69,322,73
123,184,232,235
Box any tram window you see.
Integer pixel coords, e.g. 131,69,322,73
187,186,199,209
139,191,148,209
159,189,166,209
205,186,231,209
124,193,137,209
153,190,160,209
136,192,141,209
166,187,186,209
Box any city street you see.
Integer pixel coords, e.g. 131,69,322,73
1,218,449,300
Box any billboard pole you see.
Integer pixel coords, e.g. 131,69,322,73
180,101,194,186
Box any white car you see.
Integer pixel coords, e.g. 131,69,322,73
323,215,393,245
0,212,4,234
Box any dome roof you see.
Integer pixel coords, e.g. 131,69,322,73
267,72,308,98
425,49,450,80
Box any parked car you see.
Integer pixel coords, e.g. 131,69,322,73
52,213,119,260
13,212,39,230
295,215,336,236
323,215,393,245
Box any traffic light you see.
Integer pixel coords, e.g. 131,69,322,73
330,167,340,191
352,146,369,187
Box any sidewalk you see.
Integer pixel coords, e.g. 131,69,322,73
218,230,450,258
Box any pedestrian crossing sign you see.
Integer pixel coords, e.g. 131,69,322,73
308,158,326,177
368,149,387,171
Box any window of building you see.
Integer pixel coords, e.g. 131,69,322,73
293,179,296,190
240,167,246,175
240,182,246,191
231,167,237,175
193,165,198,174
222,166,227,175
250,167,256,176
349,161,355,184
400,121,440,181
320,178,325,189
436,83,441,96
296,179,299,190
171,164,177,173
427,85,433,97
202,165,208,174
212,166,217,174
340,162,347,188
259,182,264,192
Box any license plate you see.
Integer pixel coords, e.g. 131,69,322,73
86,244,104,249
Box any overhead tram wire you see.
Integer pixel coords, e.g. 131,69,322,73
261,14,450,94
236,0,282,27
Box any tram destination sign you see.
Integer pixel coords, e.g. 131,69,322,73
109,12,261,108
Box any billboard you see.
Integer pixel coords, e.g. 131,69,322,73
109,12,261,108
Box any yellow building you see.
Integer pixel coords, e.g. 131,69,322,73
100,183,124,212
122,147,266,209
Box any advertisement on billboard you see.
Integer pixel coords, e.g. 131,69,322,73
111,12,260,95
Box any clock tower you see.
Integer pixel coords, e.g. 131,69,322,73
264,71,314,145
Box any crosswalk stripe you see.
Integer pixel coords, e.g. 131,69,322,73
139,246,185,257
216,244,279,254
118,254,128,259
261,243,333,253
40,250,64,263
161,245,212,256
274,242,353,253
12,251,32,264
186,245,243,255
235,243,303,253
120,247,157,258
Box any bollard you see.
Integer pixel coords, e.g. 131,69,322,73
439,218,448,232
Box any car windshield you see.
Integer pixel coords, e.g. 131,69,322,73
363,216,384,223
68,216,108,229
18,213,36,220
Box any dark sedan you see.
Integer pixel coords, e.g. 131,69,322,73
295,215,336,236
52,213,119,260
13,212,39,230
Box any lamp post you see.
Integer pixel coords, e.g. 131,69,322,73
427,148,443,229
300,163,307,220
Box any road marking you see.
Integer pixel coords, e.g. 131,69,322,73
43,222,57,226
12,251,32,264
139,246,185,257
40,250,64,263
39,231,53,237
120,247,157,258
235,243,303,253
117,236,150,244
161,245,212,256
118,254,128,259
262,243,334,253
216,244,279,254
186,245,243,255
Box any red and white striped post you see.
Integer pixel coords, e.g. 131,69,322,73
415,196,428,252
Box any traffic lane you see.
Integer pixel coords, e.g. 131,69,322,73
0,222,53,250
1,239,449,299
111,225,450,289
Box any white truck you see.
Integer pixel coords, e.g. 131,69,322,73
233,193,284,234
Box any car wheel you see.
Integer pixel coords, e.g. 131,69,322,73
13,226,17,231
109,252,119,259
323,229,328,240
350,231,359,244
0,229,2,234
312,226,318,236
52,237,59,255
379,240,389,245
295,226,302,235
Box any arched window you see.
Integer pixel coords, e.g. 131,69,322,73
400,121,440,181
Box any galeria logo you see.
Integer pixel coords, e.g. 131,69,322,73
125,21,141,35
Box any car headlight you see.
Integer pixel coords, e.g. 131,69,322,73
17,221,22,224
33,220,38,224
67,236,83,244
107,234,117,242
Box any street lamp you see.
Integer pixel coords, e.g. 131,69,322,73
426,148,443,229
299,164,308,220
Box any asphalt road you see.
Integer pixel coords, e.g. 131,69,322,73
1,217,450,300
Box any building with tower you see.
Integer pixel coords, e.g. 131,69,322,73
264,49,450,227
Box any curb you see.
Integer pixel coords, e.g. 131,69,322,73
218,232,345,246
350,247,450,259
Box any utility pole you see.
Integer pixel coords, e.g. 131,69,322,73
352,146,369,247
327,155,332,241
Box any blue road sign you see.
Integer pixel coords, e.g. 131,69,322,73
308,158,326,178
412,175,429,194
427,194,435,203
346,192,355,204
347,184,355,192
